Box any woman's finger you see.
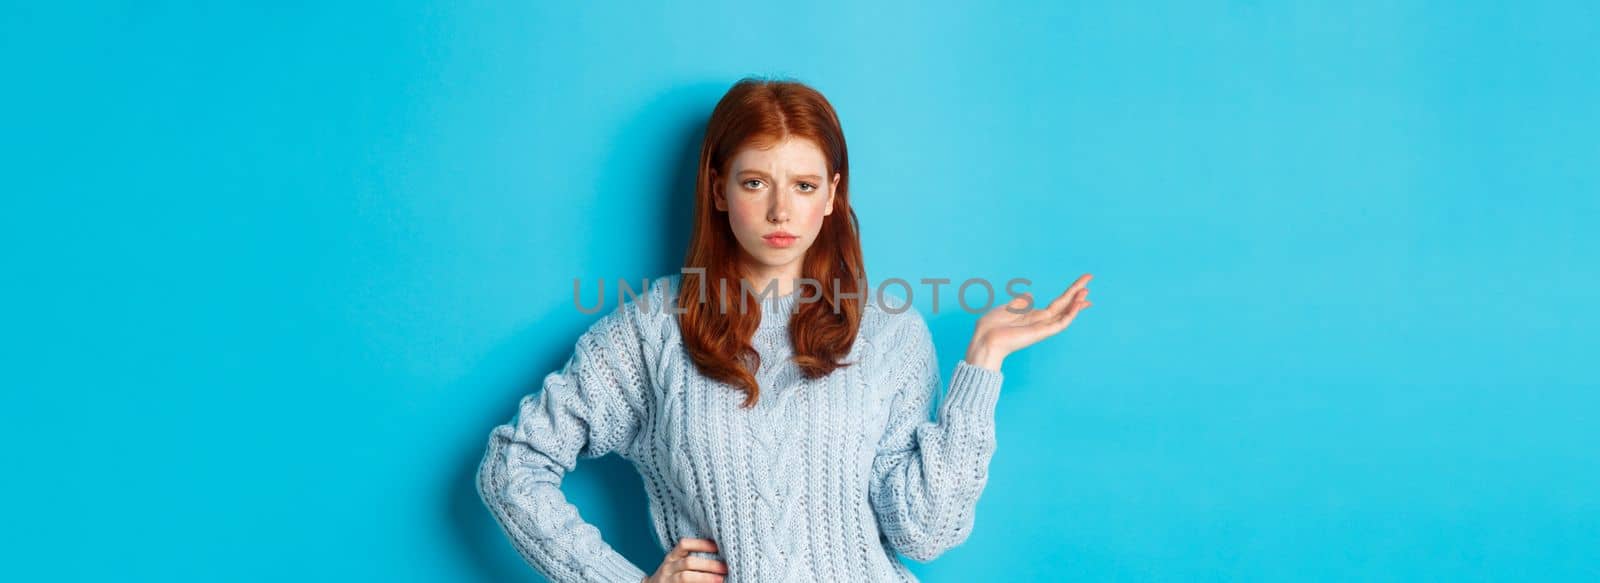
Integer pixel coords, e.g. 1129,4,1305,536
677,573,725,583
681,556,729,574
1046,274,1092,314
998,291,1033,315
1049,291,1092,332
1037,288,1082,326
671,537,719,558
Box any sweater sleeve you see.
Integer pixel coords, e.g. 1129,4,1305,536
475,302,652,583
868,311,1005,562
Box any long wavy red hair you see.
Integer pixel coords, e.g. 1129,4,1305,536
676,77,866,409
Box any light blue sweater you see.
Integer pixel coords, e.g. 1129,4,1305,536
476,273,1005,582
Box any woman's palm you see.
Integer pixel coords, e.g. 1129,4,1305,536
976,273,1093,357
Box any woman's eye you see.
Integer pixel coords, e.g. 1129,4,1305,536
742,179,764,190
797,182,816,192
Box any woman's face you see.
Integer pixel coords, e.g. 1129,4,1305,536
713,137,839,285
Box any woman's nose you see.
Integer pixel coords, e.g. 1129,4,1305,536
767,195,790,223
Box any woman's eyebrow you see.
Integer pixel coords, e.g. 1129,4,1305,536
735,169,824,182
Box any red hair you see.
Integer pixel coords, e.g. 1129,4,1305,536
676,77,866,409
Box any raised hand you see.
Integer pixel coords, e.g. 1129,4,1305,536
965,273,1094,371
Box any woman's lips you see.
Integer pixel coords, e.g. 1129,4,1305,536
762,233,798,248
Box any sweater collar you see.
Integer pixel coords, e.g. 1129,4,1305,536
755,285,801,330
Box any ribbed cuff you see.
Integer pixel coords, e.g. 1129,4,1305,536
939,360,1004,420
581,550,648,582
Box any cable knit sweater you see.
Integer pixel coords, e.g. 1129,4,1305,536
475,273,1005,582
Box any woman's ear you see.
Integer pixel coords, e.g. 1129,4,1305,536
824,172,840,216
711,170,727,212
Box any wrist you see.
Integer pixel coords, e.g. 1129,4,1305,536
965,340,1006,372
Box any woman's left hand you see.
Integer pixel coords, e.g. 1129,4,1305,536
964,273,1094,371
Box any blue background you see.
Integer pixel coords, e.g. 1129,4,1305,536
5,2,1597,581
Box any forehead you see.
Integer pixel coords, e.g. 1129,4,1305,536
728,137,828,174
